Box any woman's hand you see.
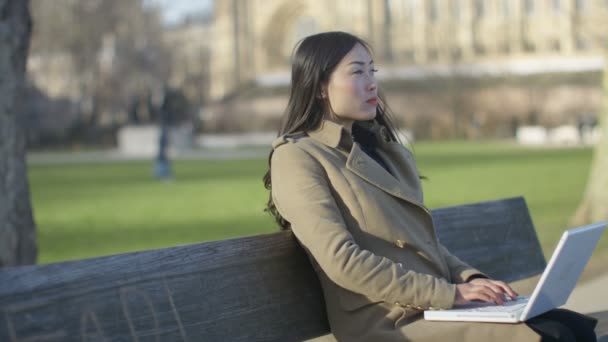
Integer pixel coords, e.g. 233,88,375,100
454,278,519,305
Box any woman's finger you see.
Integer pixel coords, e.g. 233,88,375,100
475,285,503,305
494,281,519,298
488,287,505,305
470,291,493,303
484,282,507,297
475,279,519,300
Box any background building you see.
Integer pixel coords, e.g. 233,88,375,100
23,0,608,142
211,0,606,99
206,0,606,138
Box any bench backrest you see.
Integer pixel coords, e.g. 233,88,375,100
0,197,546,342
433,197,546,282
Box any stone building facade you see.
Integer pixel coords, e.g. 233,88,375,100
210,0,607,100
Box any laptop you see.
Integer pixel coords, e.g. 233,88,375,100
424,222,607,323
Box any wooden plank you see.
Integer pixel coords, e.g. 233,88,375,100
0,197,542,341
0,232,328,342
433,197,547,282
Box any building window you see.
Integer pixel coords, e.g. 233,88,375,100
404,0,416,18
503,0,510,16
576,0,586,10
552,0,560,13
451,0,461,20
576,38,588,50
451,47,462,61
389,0,403,18
525,0,535,15
430,0,439,22
403,49,415,62
384,0,392,26
475,0,485,17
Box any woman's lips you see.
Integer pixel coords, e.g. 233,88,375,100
366,97,378,105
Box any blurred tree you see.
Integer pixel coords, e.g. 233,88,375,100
571,7,608,225
29,0,170,142
0,0,37,267
572,71,608,224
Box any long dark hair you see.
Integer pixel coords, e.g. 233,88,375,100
263,31,402,230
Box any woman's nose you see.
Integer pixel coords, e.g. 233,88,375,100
368,79,377,91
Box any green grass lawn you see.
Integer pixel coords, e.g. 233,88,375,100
29,140,600,264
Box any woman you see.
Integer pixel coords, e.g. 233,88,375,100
263,31,596,342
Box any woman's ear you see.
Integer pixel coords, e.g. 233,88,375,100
319,84,328,99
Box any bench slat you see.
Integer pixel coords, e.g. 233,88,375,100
433,197,546,282
0,232,328,341
0,197,544,341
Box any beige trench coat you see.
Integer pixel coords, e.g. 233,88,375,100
270,119,541,342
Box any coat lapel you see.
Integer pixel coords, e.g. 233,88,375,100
377,143,426,201
308,120,448,275
308,120,431,214
348,142,433,220
346,143,422,208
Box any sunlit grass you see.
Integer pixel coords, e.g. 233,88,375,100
29,141,597,264
414,140,596,259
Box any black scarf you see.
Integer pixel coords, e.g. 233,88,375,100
352,123,392,175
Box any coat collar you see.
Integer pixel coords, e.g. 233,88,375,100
306,119,443,272
307,119,353,151
307,119,392,151
306,119,429,213
306,120,448,274
346,143,428,212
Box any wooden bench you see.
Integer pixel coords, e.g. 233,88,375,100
0,196,606,341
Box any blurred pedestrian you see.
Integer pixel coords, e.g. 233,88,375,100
153,88,174,180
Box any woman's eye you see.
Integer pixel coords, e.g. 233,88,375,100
353,69,377,75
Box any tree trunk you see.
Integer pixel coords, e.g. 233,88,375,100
571,56,608,226
0,0,37,267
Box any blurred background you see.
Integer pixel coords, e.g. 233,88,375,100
19,0,607,264
26,0,603,147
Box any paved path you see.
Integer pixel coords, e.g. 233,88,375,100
565,272,608,314
565,272,608,341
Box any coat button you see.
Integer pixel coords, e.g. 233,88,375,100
395,240,406,248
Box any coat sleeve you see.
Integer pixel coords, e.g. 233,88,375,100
271,143,457,310
438,243,488,284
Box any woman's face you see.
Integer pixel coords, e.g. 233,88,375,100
323,43,378,130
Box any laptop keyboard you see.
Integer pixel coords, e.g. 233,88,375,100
468,296,529,313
